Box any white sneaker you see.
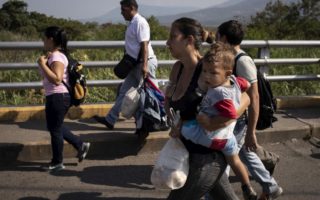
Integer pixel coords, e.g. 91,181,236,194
77,142,90,162
41,162,65,172
260,186,283,200
269,187,283,199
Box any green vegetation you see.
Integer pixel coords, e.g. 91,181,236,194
245,0,320,97
0,0,319,105
0,0,172,105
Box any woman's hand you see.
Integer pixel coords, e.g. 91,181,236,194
37,55,48,68
37,52,51,69
169,125,181,138
169,118,182,138
237,92,250,117
196,113,211,130
197,113,233,132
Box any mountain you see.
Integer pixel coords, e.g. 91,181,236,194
81,0,298,26
156,0,298,26
82,5,198,24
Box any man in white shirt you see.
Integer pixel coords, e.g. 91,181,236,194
94,0,158,136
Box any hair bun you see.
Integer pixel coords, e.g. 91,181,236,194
202,30,215,44
202,30,209,42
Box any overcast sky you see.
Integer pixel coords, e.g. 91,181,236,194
0,0,229,20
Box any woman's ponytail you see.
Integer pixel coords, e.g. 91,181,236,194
202,30,215,44
44,26,69,56
58,29,69,56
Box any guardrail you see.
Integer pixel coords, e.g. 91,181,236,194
0,40,319,90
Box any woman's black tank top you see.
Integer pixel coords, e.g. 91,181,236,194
169,62,215,154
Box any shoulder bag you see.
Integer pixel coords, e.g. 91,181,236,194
114,54,138,79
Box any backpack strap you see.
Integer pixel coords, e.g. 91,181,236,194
176,62,184,82
62,80,72,96
233,52,249,122
233,52,247,76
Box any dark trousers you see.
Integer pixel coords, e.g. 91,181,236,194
167,152,239,200
45,93,82,164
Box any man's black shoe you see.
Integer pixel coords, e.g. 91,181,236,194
93,115,114,129
135,128,149,139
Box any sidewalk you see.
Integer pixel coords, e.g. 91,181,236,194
0,104,319,163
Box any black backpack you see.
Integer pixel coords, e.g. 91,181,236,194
234,53,277,130
62,57,87,107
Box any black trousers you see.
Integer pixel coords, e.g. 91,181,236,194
45,93,82,164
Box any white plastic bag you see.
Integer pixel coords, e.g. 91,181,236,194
151,138,189,190
121,86,140,119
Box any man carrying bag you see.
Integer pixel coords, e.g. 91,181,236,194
94,0,158,137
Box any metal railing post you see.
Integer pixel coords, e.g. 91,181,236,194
258,46,270,76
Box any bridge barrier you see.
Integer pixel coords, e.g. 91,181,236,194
0,40,319,121
0,40,320,90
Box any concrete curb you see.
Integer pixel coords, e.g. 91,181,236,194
1,110,319,163
0,96,319,163
0,96,319,122
0,103,114,122
0,130,170,163
276,95,320,109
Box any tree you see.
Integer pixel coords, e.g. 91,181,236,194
0,0,30,31
247,0,320,39
297,0,320,38
147,16,169,40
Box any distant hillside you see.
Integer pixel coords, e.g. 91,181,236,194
156,0,298,26
82,4,197,24
82,0,298,26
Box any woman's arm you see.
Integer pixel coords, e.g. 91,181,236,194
164,61,181,124
197,114,234,132
164,61,181,98
237,92,250,117
38,54,64,85
197,93,250,131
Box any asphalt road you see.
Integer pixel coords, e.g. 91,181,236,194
0,138,320,200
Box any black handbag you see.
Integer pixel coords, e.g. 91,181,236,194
114,54,138,79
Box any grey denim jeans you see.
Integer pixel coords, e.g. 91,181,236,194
105,57,158,125
234,118,279,194
167,151,239,200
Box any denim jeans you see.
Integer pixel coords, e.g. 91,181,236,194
233,118,279,194
45,93,83,164
105,57,158,125
167,152,239,200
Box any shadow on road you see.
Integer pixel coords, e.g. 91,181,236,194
1,162,155,190
0,143,24,164
19,197,50,200
51,165,154,190
0,160,78,172
58,192,162,200
0,119,133,132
